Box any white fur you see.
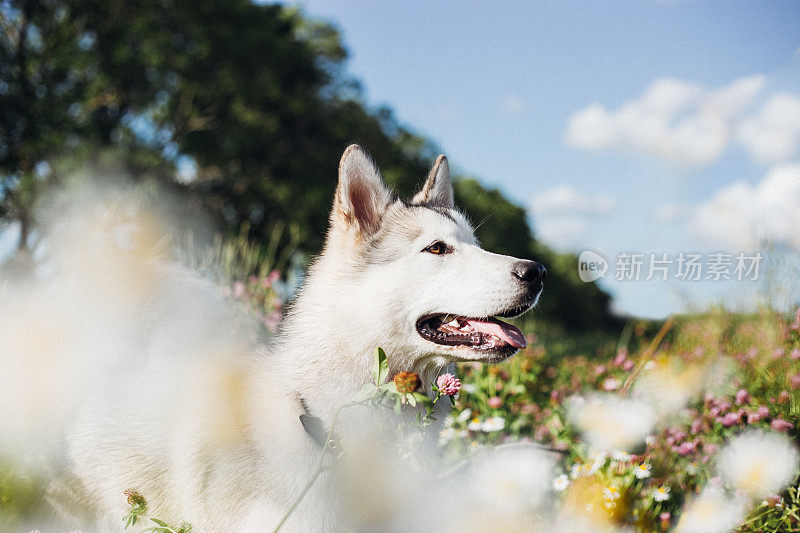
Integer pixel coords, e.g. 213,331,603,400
65,145,542,531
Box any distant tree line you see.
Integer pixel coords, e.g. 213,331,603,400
0,0,619,330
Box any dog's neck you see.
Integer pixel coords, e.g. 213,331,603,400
273,316,444,424
269,254,447,424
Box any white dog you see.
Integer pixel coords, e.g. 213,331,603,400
65,145,546,531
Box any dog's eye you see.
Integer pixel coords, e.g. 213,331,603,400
423,241,451,255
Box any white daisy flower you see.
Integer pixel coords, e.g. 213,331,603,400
634,462,652,479
602,485,620,501
457,408,473,423
612,450,632,462
589,452,607,474
553,474,569,492
438,427,455,444
467,445,556,514
602,485,621,509
481,416,506,432
653,485,671,502
716,429,800,500
467,418,483,431
676,487,748,533
568,394,656,453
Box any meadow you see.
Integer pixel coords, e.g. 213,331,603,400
2,247,800,533
449,309,800,532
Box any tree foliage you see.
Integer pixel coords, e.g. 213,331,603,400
0,0,618,330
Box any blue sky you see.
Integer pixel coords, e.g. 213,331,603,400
289,0,800,318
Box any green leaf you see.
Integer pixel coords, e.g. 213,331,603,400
406,393,417,407
150,518,170,527
394,395,402,414
373,347,389,385
350,383,377,403
412,392,431,405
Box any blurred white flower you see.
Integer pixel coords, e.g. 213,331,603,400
601,485,620,502
716,429,799,499
634,463,652,479
568,394,656,453
634,362,707,419
443,444,556,530
457,408,473,422
612,450,631,462
467,418,483,431
461,383,478,394
469,445,555,508
676,486,748,533
602,377,621,391
439,427,456,445
589,452,607,474
653,486,671,502
482,417,506,432
553,474,569,492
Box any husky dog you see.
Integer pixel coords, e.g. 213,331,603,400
66,145,545,531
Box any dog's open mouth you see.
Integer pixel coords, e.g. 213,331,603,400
416,314,527,354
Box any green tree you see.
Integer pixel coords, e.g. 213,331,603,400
1,0,93,254
0,0,618,330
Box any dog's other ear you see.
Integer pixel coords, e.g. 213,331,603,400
333,144,392,236
412,155,453,208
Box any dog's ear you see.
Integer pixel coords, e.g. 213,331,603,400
412,155,453,208
333,144,392,236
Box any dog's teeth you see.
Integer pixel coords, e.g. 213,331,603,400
446,319,459,328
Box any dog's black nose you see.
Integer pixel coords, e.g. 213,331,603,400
512,261,547,285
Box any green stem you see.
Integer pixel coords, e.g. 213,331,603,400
271,403,353,533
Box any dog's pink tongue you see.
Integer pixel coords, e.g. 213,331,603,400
465,317,527,349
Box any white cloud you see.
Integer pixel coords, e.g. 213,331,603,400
736,93,800,163
535,216,589,250
653,203,689,223
530,185,615,251
531,184,615,215
689,161,800,250
566,75,767,166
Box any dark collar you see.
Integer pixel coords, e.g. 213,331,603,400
298,396,342,455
